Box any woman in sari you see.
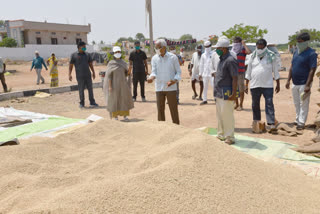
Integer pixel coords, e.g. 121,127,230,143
103,46,134,121
47,53,59,87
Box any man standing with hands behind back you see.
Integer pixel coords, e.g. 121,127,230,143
129,41,149,102
213,36,239,145
69,41,99,108
147,39,181,125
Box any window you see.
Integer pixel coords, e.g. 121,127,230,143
51,32,56,35
63,37,67,40
51,38,58,45
12,29,17,38
76,33,81,36
76,38,82,45
36,32,41,35
36,37,41,44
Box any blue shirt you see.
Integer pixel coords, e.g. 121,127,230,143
292,48,317,85
150,52,182,92
31,56,48,70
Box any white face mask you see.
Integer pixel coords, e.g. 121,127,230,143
114,53,122,59
155,48,161,55
170,50,176,54
205,47,211,53
256,47,267,57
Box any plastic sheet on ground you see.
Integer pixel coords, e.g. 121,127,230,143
0,107,92,146
200,127,320,179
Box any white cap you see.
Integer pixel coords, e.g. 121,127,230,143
204,41,211,47
113,46,121,52
35,51,39,54
213,36,230,48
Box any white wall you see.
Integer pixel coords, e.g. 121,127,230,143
0,45,94,61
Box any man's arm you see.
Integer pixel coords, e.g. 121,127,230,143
229,76,238,100
286,65,293,89
128,60,133,75
42,58,48,70
242,41,251,55
144,59,149,75
3,63,6,72
272,60,281,94
89,62,96,80
30,59,34,71
69,64,74,81
148,57,157,83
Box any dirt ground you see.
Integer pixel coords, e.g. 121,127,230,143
1,53,319,147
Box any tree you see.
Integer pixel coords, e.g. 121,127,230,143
128,37,134,42
117,37,128,43
0,20,4,27
135,33,146,42
288,29,320,45
0,37,17,47
222,23,268,43
100,40,105,44
179,34,193,41
92,40,96,45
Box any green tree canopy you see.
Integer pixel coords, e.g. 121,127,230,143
288,29,320,45
0,37,17,47
128,37,134,42
92,40,96,45
135,33,146,42
0,20,4,27
179,34,193,41
222,23,268,43
117,37,128,43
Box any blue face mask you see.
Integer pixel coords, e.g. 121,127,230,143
135,46,140,50
81,47,87,52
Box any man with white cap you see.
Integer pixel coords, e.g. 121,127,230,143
213,36,239,145
199,41,215,105
147,39,181,125
30,51,48,85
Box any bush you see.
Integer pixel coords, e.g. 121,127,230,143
0,37,18,47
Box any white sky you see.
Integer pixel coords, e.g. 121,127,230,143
1,0,320,44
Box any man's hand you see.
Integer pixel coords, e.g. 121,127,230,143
145,71,148,76
199,75,203,81
241,40,246,46
167,80,177,87
69,75,72,82
147,77,154,83
245,85,249,94
92,72,96,80
285,81,290,89
228,94,237,101
45,68,48,71
304,85,311,93
275,85,280,94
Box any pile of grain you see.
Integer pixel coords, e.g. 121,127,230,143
1,119,320,213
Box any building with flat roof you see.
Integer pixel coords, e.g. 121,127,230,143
0,20,91,47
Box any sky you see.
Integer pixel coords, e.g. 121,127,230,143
1,0,320,45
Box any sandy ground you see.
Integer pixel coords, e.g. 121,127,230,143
1,54,320,213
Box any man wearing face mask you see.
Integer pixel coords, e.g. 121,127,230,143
69,41,99,108
245,39,280,131
147,39,181,125
213,36,238,145
129,41,148,102
189,45,204,100
199,41,215,105
286,32,318,130
231,37,251,111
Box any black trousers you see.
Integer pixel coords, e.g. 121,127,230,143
0,73,8,92
133,72,146,98
77,78,95,106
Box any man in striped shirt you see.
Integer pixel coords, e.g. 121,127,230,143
231,37,251,111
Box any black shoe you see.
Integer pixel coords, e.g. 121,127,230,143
79,104,84,109
297,124,305,130
90,103,99,108
142,98,146,102
132,98,136,102
200,101,208,105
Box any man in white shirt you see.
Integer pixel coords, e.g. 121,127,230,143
148,39,182,125
0,57,8,93
189,45,204,100
245,39,280,130
199,41,215,105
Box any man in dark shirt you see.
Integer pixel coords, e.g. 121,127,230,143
69,41,98,108
129,41,149,102
213,36,238,145
286,32,317,130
